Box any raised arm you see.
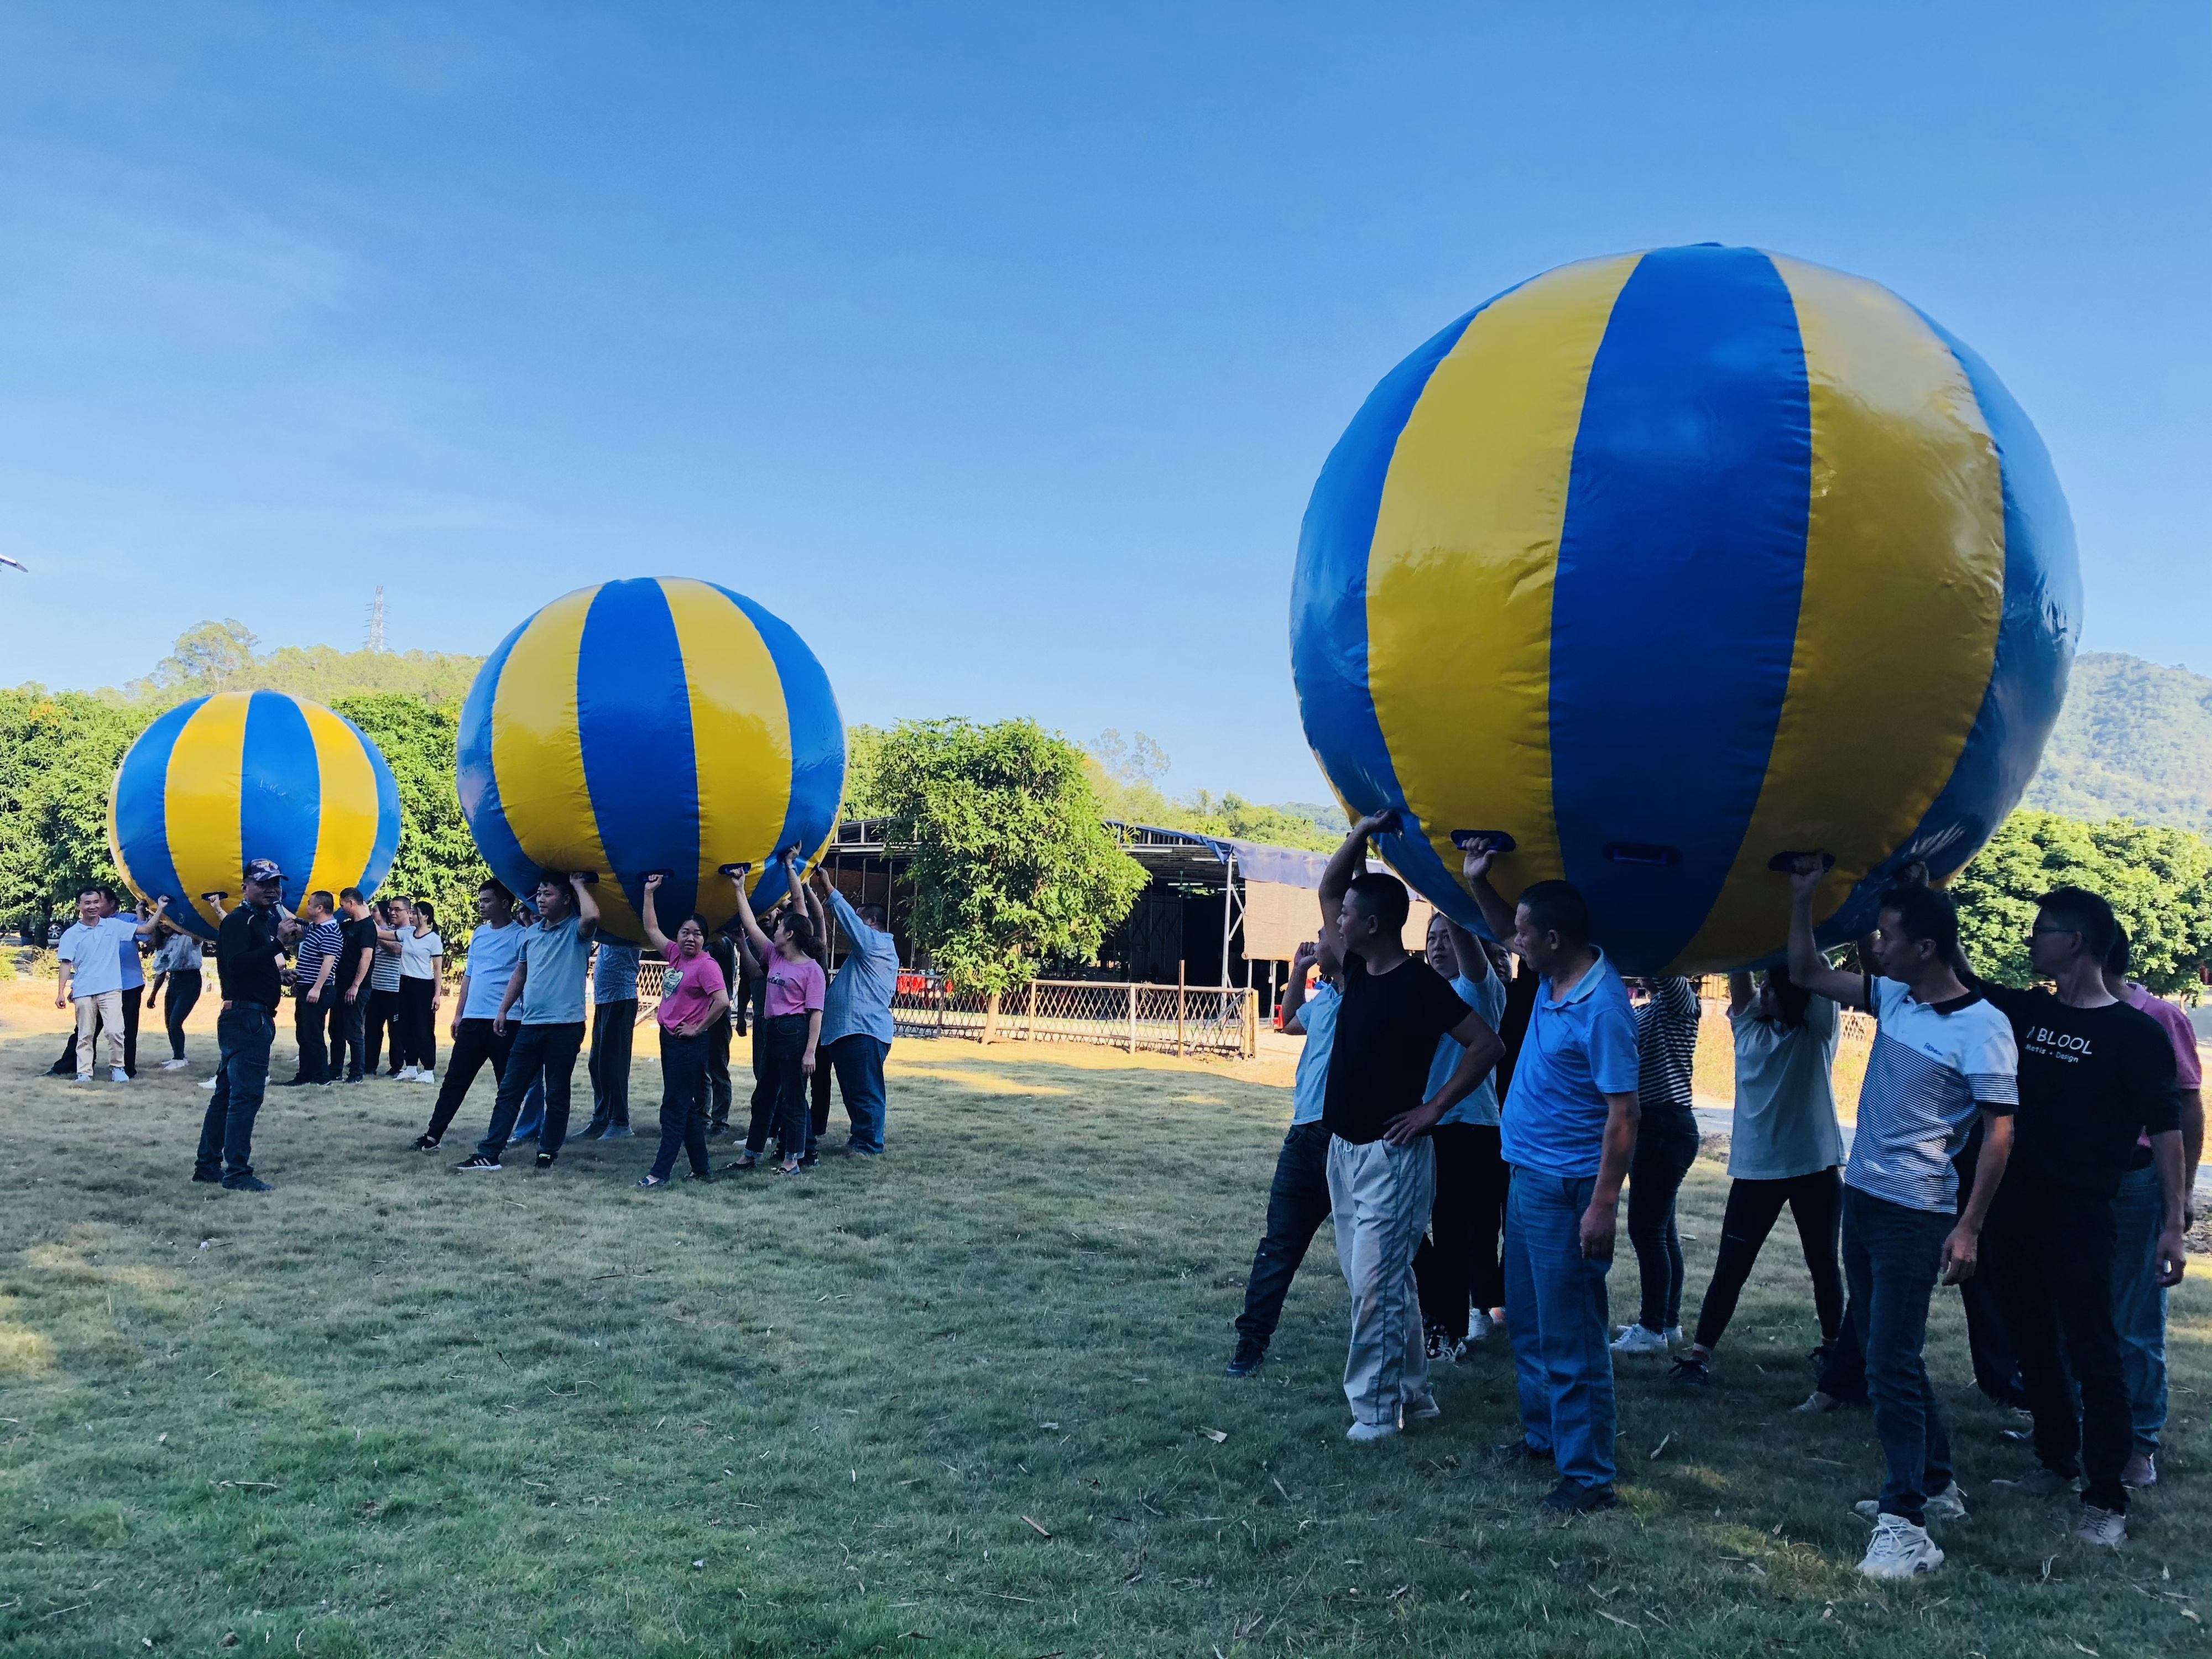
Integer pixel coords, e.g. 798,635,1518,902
1785,857,1869,1009
725,867,777,962
1319,812,1394,948
1458,844,1520,948
1443,915,1491,985
638,873,675,956
797,865,832,968
1728,971,1754,1017
568,872,599,941
1280,939,1318,1034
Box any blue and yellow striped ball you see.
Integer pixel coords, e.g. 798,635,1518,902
1292,244,2080,974
456,577,846,947
108,691,403,942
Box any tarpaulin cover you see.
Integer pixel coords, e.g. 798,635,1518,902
456,577,846,946
109,690,403,941
1290,244,2079,974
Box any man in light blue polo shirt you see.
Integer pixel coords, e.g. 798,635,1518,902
810,866,900,1156
1464,845,1641,1515
1225,929,1343,1378
414,880,525,1151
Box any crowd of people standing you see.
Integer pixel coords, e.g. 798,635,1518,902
1227,813,2200,1579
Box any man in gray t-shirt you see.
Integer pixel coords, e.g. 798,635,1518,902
455,872,601,1172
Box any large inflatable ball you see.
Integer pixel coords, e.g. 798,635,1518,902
1292,243,2079,973
456,577,845,947
108,691,403,941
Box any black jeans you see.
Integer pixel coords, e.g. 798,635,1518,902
398,977,437,1072
747,1020,774,1126
477,1021,586,1159
196,1003,274,1184
51,985,143,1077
745,1014,811,1161
425,1018,515,1142
1985,1176,2132,1512
1626,1115,1699,1332
364,986,401,1073
705,1015,734,1126
1691,1168,1844,1352
587,999,637,1130
331,990,367,1081
1954,1120,2030,1408
1234,1121,1334,1346
650,1027,712,1179
1840,1186,1956,1524
293,992,334,1083
1414,1121,1510,1339
163,970,202,1060
809,1042,834,1155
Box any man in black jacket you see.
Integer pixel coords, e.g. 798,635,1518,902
194,860,299,1191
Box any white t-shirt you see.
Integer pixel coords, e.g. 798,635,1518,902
399,929,444,980
152,933,204,974
1846,977,2018,1214
1728,994,1844,1180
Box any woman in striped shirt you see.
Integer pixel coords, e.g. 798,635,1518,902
1613,975,1703,1355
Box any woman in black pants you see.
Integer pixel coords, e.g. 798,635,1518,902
147,921,204,1068
1614,975,1703,1354
635,875,731,1188
1670,964,1847,1389
395,900,444,1083
724,858,825,1176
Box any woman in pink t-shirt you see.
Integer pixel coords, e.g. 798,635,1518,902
727,856,827,1175
635,875,731,1188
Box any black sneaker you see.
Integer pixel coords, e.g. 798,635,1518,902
704,1123,730,1140
685,1167,714,1182
453,1154,500,1172
191,1168,221,1183
221,1174,273,1192
535,1151,556,1169
1538,1479,1619,1515
798,1151,818,1168
411,1134,441,1152
1492,1439,1555,1465
572,1123,606,1142
1669,1355,1711,1390
1224,1337,1267,1377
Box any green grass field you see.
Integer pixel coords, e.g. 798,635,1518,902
1,1023,2206,1658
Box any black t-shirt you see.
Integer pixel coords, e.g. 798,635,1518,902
1978,983,2180,1198
1322,951,1474,1145
216,902,286,1009
339,915,380,990
1494,958,1540,1110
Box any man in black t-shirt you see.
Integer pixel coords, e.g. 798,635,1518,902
332,888,382,1083
194,859,299,1191
1318,812,1504,1442
1974,887,2184,1548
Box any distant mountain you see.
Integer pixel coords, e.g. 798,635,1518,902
2025,651,2212,832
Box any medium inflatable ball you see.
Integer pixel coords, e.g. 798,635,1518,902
108,690,403,942
1292,243,2079,974
456,577,844,947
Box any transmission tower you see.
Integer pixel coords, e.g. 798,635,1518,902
366,586,386,653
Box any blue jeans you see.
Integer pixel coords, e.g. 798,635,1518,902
2112,1163,2167,1456
477,1022,585,1159
827,1034,890,1154
196,1003,274,1185
1504,1167,1616,1490
1840,1186,1955,1523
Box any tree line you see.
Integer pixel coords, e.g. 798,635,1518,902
4,624,2210,995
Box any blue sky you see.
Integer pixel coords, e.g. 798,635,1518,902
2,4,2204,802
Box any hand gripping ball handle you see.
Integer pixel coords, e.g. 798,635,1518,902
1766,851,1838,875
1448,830,1519,854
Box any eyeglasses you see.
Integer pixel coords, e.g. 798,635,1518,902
2028,924,2081,937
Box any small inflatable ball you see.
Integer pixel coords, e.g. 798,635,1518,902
456,577,845,947
1292,243,2080,973
108,691,403,942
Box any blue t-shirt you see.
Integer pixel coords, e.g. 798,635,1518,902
515,914,591,1026
1288,982,1341,1126
1428,969,1510,1126
592,938,640,1004
460,922,528,1021
1499,948,1640,1178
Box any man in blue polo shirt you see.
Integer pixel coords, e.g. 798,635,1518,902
1463,844,1640,1515
413,880,526,1151
810,865,900,1156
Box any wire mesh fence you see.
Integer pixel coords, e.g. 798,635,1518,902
893,977,1259,1058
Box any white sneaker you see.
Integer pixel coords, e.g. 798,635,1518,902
111,1067,129,1083
2076,1504,2126,1548
1858,1513,1943,1579
200,1077,219,1090
1345,1420,1400,1443
1662,1325,1684,1347
1856,1481,1967,1524
161,1058,189,1071
397,1066,420,1082
1467,1308,1494,1341
1610,1323,1670,1356
416,1071,436,1086
1405,1392,1442,1421
74,1072,93,1083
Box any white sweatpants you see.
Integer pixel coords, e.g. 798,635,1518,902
1327,1134,1437,1427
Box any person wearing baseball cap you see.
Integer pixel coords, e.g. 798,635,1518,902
194,859,300,1191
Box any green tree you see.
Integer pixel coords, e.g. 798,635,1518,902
0,688,154,942
1950,808,2212,996
873,717,1147,996
331,695,492,961
118,619,485,710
